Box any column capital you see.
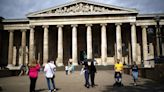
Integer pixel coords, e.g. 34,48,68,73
42,25,49,28
130,22,136,25
8,30,14,32
141,25,148,29
30,27,35,33
86,24,92,27
115,23,122,26
29,25,35,29
21,29,27,32
57,25,63,28
100,23,107,26
71,24,78,27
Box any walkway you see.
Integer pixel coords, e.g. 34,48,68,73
0,70,164,92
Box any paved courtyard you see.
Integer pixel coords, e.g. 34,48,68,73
0,70,164,92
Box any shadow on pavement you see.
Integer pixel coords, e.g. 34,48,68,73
0,86,2,92
101,80,164,92
35,88,61,92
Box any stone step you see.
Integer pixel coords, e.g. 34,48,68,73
56,65,114,71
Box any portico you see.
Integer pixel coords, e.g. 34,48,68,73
0,0,164,68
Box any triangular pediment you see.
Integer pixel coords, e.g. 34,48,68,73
27,0,138,17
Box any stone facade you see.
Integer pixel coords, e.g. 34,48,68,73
0,0,164,68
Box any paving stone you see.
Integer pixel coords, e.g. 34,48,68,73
0,70,164,92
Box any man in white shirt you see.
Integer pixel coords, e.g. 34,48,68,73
44,60,56,92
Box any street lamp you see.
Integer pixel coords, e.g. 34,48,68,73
154,16,162,56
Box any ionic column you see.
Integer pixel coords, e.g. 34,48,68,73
149,43,154,56
29,26,35,64
128,42,132,65
86,24,92,59
43,25,49,65
71,24,78,65
57,25,63,66
7,30,14,68
131,23,137,63
162,43,164,56
142,26,148,66
116,23,122,61
13,46,17,66
155,26,162,56
21,29,27,65
137,44,141,64
101,23,107,65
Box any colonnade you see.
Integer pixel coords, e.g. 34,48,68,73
7,22,150,67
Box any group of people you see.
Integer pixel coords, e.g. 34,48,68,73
27,58,139,92
81,59,97,88
114,59,139,86
65,62,75,75
27,59,97,92
28,59,56,92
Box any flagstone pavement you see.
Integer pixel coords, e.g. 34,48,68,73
0,70,164,92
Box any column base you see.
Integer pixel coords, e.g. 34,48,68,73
70,59,78,66
7,64,22,70
7,64,13,69
144,61,154,68
102,58,107,66
102,62,108,66
57,63,63,67
56,58,63,67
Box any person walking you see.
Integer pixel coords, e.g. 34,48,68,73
44,60,56,92
88,59,97,87
28,59,40,92
69,62,75,74
131,62,139,86
81,59,90,88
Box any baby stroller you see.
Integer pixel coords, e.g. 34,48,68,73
113,72,123,87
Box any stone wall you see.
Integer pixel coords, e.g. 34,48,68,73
0,70,21,77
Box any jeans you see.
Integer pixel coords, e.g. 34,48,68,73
84,69,90,86
46,77,56,90
132,71,138,82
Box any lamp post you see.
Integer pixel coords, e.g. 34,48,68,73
155,16,162,56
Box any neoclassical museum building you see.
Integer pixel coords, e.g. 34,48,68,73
0,0,164,68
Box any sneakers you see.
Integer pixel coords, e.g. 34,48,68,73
53,89,56,92
48,89,56,92
84,84,90,88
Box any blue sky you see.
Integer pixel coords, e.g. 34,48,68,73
0,0,164,19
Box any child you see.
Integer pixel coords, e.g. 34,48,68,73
65,65,69,75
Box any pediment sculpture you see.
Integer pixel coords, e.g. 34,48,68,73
37,3,122,15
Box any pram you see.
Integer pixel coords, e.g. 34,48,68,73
113,72,123,87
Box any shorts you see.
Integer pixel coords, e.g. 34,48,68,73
115,72,122,78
